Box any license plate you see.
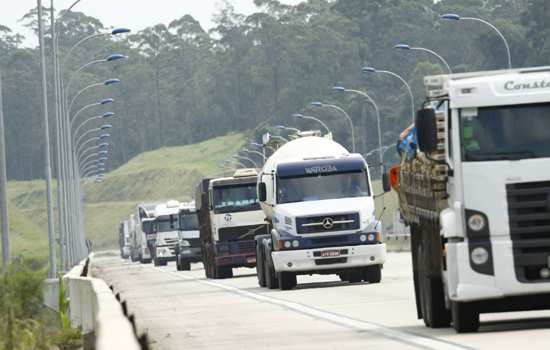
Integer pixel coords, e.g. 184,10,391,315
247,257,257,264
320,250,341,258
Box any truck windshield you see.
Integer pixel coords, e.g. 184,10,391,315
155,215,179,232
461,103,550,161
277,170,370,204
180,212,199,230
213,183,260,214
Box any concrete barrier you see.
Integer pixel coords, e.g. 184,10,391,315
63,255,141,350
384,234,411,252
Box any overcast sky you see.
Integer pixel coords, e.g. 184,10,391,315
1,0,303,47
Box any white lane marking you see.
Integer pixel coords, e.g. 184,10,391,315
166,271,473,350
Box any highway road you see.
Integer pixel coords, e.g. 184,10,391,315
93,252,550,350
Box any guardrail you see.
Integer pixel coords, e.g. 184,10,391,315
63,255,143,350
384,234,411,252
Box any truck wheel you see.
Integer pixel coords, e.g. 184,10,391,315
363,265,382,284
278,272,297,290
338,273,349,282
451,301,480,333
347,271,363,283
256,244,266,287
418,244,451,328
264,260,279,289
180,259,191,271
176,256,183,271
215,266,233,279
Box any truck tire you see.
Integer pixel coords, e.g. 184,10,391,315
417,243,451,328
215,266,233,279
154,258,167,267
363,265,382,283
176,256,183,271
256,243,266,287
451,301,480,333
180,259,191,271
347,271,363,283
264,259,279,289
278,272,297,290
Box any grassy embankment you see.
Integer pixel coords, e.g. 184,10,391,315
3,131,398,259
4,132,248,258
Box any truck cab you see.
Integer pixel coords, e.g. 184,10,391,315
256,136,387,290
399,66,550,332
196,169,269,279
151,200,181,266
175,202,201,271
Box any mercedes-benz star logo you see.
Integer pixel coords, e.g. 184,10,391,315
322,218,334,230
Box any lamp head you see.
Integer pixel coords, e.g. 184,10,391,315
292,113,303,118
111,27,131,35
99,133,111,139
106,53,126,62
100,98,114,105
362,66,376,73
332,86,346,92
100,124,113,130
394,43,411,50
104,79,120,86
102,112,115,118
440,13,460,21
310,102,323,108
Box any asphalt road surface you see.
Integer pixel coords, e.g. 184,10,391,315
93,252,550,350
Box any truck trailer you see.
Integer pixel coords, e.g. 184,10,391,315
255,135,388,290
392,66,550,333
196,169,269,279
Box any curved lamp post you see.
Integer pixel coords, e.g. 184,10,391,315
333,86,384,177
362,66,415,124
440,14,512,69
233,155,259,168
310,102,355,152
393,44,452,73
73,112,115,141
292,113,331,135
70,98,114,127
69,79,120,115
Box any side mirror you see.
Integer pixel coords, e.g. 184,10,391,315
416,108,438,154
382,172,391,193
258,182,267,202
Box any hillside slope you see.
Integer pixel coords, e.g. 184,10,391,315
6,132,248,253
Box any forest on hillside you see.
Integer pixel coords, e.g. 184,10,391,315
0,0,547,180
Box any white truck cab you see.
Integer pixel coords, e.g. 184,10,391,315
257,136,387,290
152,200,181,266
402,66,550,332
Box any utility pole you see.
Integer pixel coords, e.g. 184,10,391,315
0,70,9,267
38,0,57,278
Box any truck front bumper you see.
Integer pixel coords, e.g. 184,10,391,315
178,247,202,262
272,243,386,273
156,245,176,261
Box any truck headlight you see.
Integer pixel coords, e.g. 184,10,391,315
470,247,489,265
292,240,299,248
360,234,367,242
180,240,190,247
468,214,486,232
284,241,292,249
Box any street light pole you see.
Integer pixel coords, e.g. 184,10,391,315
311,102,356,152
440,14,512,69
38,0,57,278
292,114,332,135
0,71,9,267
393,44,453,73
362,67,416,124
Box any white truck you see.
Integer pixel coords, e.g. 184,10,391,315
130,203,158,264
151,200,181,266
175,202,201,271
196,169,269,279
255,136,388,290
393,66,550,333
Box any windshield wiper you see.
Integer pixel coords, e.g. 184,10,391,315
467,150,536,161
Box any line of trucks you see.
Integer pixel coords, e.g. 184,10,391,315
117,65,550,333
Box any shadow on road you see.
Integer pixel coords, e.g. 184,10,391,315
480,316,550,333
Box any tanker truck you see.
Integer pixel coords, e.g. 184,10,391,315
391,66,550,333
255,136,388,290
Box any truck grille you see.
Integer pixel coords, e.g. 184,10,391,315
296,213,359,234
218,224,269,242
507,181,550,282
164,238,178,246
